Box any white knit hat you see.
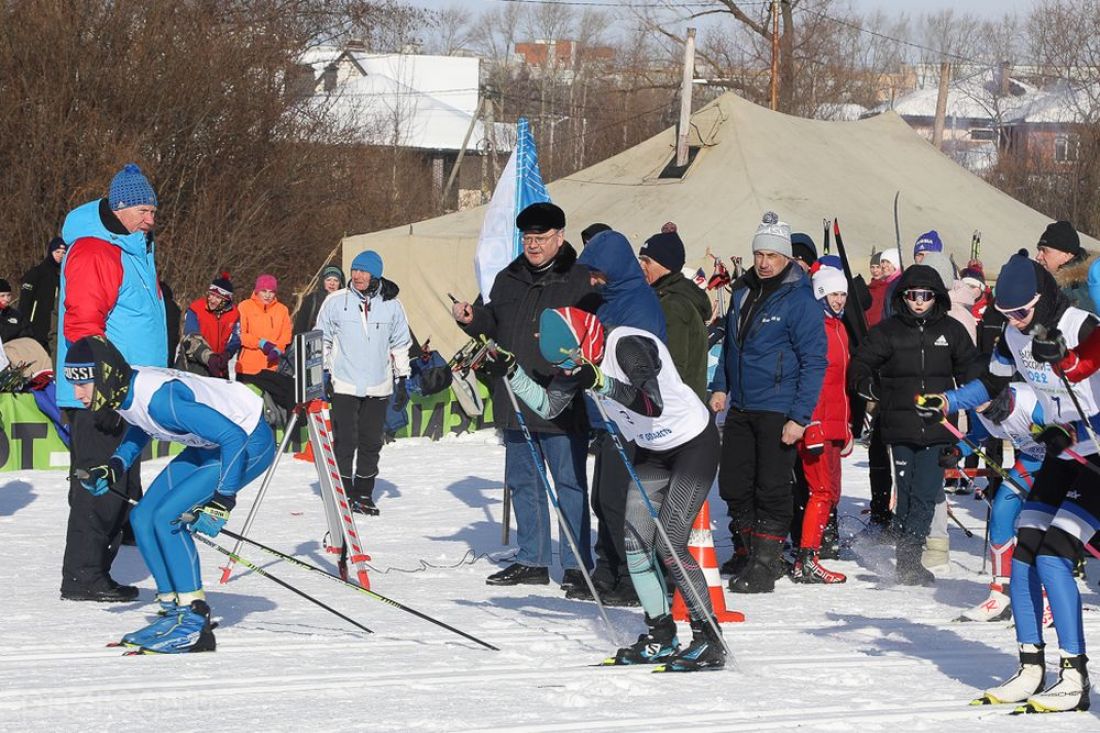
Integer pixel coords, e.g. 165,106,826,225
879,248,901,267
751,211,792,257
813,266,848,300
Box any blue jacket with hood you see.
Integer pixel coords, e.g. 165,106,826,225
709,262,827,425
576,230,667,342
57,199,167,408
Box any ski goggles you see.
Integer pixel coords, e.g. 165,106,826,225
995,293,1041,321
903,288,935,303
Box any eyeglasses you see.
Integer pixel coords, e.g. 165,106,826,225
903,289,935,303
522,230,559,246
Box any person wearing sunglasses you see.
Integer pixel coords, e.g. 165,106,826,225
916,249,1099,713
848,263,980,588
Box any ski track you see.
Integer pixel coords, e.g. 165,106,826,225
2,436,1098,731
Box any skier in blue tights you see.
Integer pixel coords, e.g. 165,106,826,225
66,335,275,653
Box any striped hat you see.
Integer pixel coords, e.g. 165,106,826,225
538,307,605,370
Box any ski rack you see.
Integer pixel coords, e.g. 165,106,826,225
305,399,372,589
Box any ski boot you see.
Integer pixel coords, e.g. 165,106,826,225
958,580,1012,622
117,595,184,647
791,549,846,584
657,617,726,672
351,497,380,516
131,600,217,654
604,613,679,665
972,643,1045,705
1017,652,1090,713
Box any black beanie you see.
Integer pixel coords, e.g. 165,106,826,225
791,232,818,266
209,271,234,299
639,231,686,273
0,278,10,293
1038,220,1081,255
47,236,66,256
581,222,611,245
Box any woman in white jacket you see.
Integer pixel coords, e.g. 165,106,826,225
315,250,411,515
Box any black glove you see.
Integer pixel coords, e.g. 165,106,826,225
915,393,948,423
980,387,1015,425
573,363,605,392
323,370,334,401
479,347,516,378
393,376,409,410
1031,328,1068,364
938,445,962,469
1035,423,1075,453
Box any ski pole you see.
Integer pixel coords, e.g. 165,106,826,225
944,502,974,538
73,474,376,637
215,526,499,651
588,394,734,662
981,502,991,575
893,191,904,270
500,379,621,646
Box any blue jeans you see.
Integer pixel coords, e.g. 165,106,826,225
504,429,591,570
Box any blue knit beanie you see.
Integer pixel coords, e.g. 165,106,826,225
913,230,943,257
994,249,1040,310
351,250,383,278
108,163,157,211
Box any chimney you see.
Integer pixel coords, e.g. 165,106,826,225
998,60,1011,96
322,64,337,93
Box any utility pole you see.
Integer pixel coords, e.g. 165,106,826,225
769,1,780,111
442,96,484,207
932,61,951,151
676,27,697,168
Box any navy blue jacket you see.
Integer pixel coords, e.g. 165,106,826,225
709,264,827,425
577,230,667,342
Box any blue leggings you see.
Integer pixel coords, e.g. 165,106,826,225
130,422,275,595
988,457,1037,546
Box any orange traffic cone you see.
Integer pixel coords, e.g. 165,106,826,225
671,501,745,623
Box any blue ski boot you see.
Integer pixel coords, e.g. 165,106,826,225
118,595,182,647
604,613,679,665
657,617,726,672
132,600,217,654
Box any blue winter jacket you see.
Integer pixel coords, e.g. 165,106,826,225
56,199,167,408
577,230,668,342
709,264,827,425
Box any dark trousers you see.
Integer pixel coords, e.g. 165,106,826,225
889,443,945,543
238,370,296,412
868,415,893,524
591,431,635,583
718,409,797,536
61,408,143,592
330,393,388,500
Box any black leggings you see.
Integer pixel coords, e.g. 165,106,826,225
624,421,721,621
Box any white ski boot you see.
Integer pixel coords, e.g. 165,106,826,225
973,643,1045,705
1018,652,1090,713
958,579,1011,622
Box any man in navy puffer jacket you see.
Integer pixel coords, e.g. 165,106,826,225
709,212,827,594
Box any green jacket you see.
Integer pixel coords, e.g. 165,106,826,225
652,271,711,400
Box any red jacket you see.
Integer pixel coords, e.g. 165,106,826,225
805,310,851,445
867,277,889,328
186,297,240,354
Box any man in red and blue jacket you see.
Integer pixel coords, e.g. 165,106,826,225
57,163,167,603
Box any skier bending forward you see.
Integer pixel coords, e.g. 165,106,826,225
65,335,275,653
501,306,725,671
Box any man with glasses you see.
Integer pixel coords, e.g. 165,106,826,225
848,263,978,586
919,249,1098,713
452,202,599,591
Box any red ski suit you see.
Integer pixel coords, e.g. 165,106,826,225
798,308,851,550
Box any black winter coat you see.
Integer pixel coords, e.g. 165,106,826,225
0,304,31,342
462,242,599,433
848,265,981,446
295,288,328,335
18,254,61,352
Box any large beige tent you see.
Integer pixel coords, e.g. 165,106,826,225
342,92,1093,355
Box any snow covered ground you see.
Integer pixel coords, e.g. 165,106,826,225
1,434,1097,731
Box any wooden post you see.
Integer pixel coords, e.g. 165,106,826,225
676,27,697,168
932,61,951,151
769,1,780,111
441,96,484,207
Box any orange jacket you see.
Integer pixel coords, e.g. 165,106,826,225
236,292,291,375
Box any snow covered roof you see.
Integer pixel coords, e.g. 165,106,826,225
1005,83,1098,125
880,71,1040,123
313,52,514,152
